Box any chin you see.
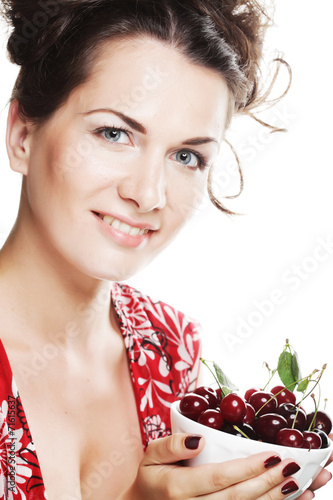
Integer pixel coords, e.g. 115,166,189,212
66,242,160,284
77,257,142,283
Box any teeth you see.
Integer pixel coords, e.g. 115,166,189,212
102,215,149,236
112,219,121,230
103,215,114,225
117,221,132,234
129,227,141,237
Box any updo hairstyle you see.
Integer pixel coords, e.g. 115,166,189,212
1,0,288,213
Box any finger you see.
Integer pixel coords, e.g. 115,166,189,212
307,468,332,491
296,491,315,500
142,433,205,466
326,434,333,465
257,479,301,499
160,451,282,497
196,459,300,500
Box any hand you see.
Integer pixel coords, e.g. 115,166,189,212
297,433,333,499
125,433,303,499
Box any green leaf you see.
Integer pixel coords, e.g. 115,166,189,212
278,351,297,392
221,387,233,398
213,362,238,392
297,377,310,393
291,351,302,382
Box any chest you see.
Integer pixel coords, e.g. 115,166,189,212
6,343,145,500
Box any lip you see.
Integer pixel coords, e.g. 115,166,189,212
92,211,157,249
95,211,159,231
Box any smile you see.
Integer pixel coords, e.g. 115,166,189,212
100,214,150,236
92,211,156,249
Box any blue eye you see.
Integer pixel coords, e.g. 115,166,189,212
94,126,131,145
175,150,207,169
103,128,129,143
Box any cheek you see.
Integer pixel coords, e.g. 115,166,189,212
167,170,208,224
25,141,83,223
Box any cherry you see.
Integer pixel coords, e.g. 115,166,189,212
198,409,224,430
276,428,304,448
302,431,322,450
242,403,256,427
249,391,277,416
313,429,330,449
271,385,296,406
220,393,247,424
255,413,288,443
222,422,258,440
179,393,209,421
244,388,260,403
215,388,223,403
277,403,307,431
194,386,219,408
307,411,332,435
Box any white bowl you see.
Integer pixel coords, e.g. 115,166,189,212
171,400,333,500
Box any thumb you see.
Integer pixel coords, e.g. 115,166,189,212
142,433,205,466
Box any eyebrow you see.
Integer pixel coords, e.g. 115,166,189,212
82,108,147,134
182,137,218,146
82,108,219,145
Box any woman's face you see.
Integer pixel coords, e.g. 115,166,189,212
22,37,230,281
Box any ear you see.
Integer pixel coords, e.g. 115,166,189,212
6,100,33,176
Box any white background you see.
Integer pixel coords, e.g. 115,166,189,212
0,0,332,496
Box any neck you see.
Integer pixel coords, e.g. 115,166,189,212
0,216,115,348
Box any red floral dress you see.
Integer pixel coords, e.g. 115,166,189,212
0,283,202,499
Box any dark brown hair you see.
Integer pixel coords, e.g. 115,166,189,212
1,0,288,213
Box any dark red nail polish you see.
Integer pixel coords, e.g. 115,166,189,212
281,480,299,495
282,462,301,477
184,435,201,450
264,455,282,468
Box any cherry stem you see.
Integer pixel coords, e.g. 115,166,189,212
263,366,277,391
284,339,294,356
255,371,322,418
297,365,326,408
308,394,318,431
233,425,250,439
200,358,222,392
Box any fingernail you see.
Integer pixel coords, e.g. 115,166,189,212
281,480,299,495
282,462,301,477
184,435,201,450
264,455,282,468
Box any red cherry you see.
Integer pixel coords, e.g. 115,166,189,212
198,409,224,430
255,413,288,443
271,385,296,406
244,388,260,403
220,393,247,424
302,431,322,450
249,391,277,416
194,386,219,408
222,422,258,440
277,403,307,431
215,388,223,403
179,393,209,421
242,403,256,427
276,428,304,448
307,411,332,435
313,429,330,449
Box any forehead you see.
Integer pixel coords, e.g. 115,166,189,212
68,37,230,138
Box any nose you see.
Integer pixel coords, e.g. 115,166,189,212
117,151,167,212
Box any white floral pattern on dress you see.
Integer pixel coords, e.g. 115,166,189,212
0,372,46,500
111,283,202,447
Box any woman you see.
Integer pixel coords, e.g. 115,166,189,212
0,0,331,498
